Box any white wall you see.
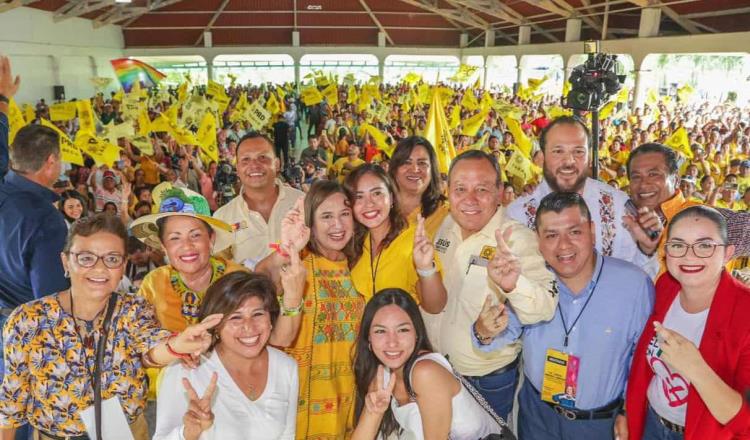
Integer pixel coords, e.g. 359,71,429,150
0,7,124,104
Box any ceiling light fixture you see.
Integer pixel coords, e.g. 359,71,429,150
115,0,133,4
306,5,322,10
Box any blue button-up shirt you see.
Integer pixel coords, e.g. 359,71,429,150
474,253,654,410
0,114,69,307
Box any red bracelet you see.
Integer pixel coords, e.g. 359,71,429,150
269,243,290,258
166,332,191,360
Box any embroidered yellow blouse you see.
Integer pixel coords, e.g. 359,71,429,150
0,294,170,436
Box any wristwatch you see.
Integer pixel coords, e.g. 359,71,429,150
0,94,8,104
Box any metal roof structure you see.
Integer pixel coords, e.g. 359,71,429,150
3,0,750,48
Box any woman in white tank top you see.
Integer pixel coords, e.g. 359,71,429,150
351,289,505,440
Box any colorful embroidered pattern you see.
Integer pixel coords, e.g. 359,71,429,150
523,199,539,230
169,257,226,324
0,295,170,436
598,189,616,256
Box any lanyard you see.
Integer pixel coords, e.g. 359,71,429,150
558,260,605,348
369,234,383,297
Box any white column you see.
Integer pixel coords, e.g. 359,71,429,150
518,25,531,45
638,8,661,38
203,31,213,48
377,32,386,47
459,32,469,48
292,31,300,46
565,18,582,42
484,29,495,47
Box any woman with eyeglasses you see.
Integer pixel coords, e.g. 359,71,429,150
0,214,222,440
622,205,750,440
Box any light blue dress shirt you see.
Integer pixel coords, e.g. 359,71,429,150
473,253,654,410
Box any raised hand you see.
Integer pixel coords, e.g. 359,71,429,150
412,215,435,271
623,206,663,255
487,226,521,292
474,295,508,340
365,365,396,416
280,243,306,309
280,197,311,253
172,314,224,358
0,56,20,99
182,372,218,440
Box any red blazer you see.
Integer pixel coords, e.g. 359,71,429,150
626,270,750,440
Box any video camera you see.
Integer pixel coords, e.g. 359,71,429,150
565,41,626,111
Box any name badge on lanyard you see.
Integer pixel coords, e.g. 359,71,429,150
541,349,580,409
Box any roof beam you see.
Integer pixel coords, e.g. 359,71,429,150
195,0,230,46
683,6,750,19
524,0,604,36
628,0,699,34
54,0,112,22
396,0,488,29
0,0,36,14
93,0,185,28
358,0,394,46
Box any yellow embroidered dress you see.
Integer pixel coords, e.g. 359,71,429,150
285,253,365,440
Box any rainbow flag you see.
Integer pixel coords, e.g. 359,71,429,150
110,58,165,92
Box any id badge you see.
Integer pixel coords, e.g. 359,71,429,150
79,397,135,440
541,348,580,409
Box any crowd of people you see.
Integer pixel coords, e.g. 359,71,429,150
0,51,749,440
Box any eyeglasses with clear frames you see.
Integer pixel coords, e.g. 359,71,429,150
664,240,727,258
69,252,126,269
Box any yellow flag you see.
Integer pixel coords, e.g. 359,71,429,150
664,127,693,159
76,100,96,134
505,149,533,182
113,89,124,102
49,102,77,121
480,92,493,112
177,82,189,103
461,91,479,111
677,84,695,102
562,81,572,97
207,80,226,98
448,64,479,82
137,108,151,136
598,100,617,120
449,105,461,130
22,104,35,124
211,93,231,114
246,100,272,131
472,77,481,90
547,106,573,120
502,115,532,157
301,86,323,106
74,132,120,167
347,86,358,105
461,110,488,137
423,88,456,174
417,84,430,105
646,89,658,106
40,119,84,166
321,83,338,106
403,72,422,85
197,112,219,163
266,92,280,115
8,99,27,145
130,136,153,156
360,123,393,157
527,75,548,92
615,87,630,104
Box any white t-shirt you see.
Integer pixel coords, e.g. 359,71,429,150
646,295,709,426
154,347,298,440
387,353,503,440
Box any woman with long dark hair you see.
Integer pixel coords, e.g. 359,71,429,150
58,189,88,228
352,289,503,439
344,164,446,313
388,136,449,237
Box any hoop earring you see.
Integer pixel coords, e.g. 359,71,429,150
368,342,372,352
63,270,70,278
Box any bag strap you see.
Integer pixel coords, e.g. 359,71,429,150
93,293,118,440
452,370,511,431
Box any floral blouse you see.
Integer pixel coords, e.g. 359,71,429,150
0,293,171,436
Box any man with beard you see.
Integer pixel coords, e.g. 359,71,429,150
213,132,304,269
508,116,661,277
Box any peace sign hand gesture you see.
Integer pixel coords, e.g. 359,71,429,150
182,372,218,440
412,215,435,271
365,365,396,416
487,226,522,292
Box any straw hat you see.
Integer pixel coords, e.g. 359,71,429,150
130,182,233,253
